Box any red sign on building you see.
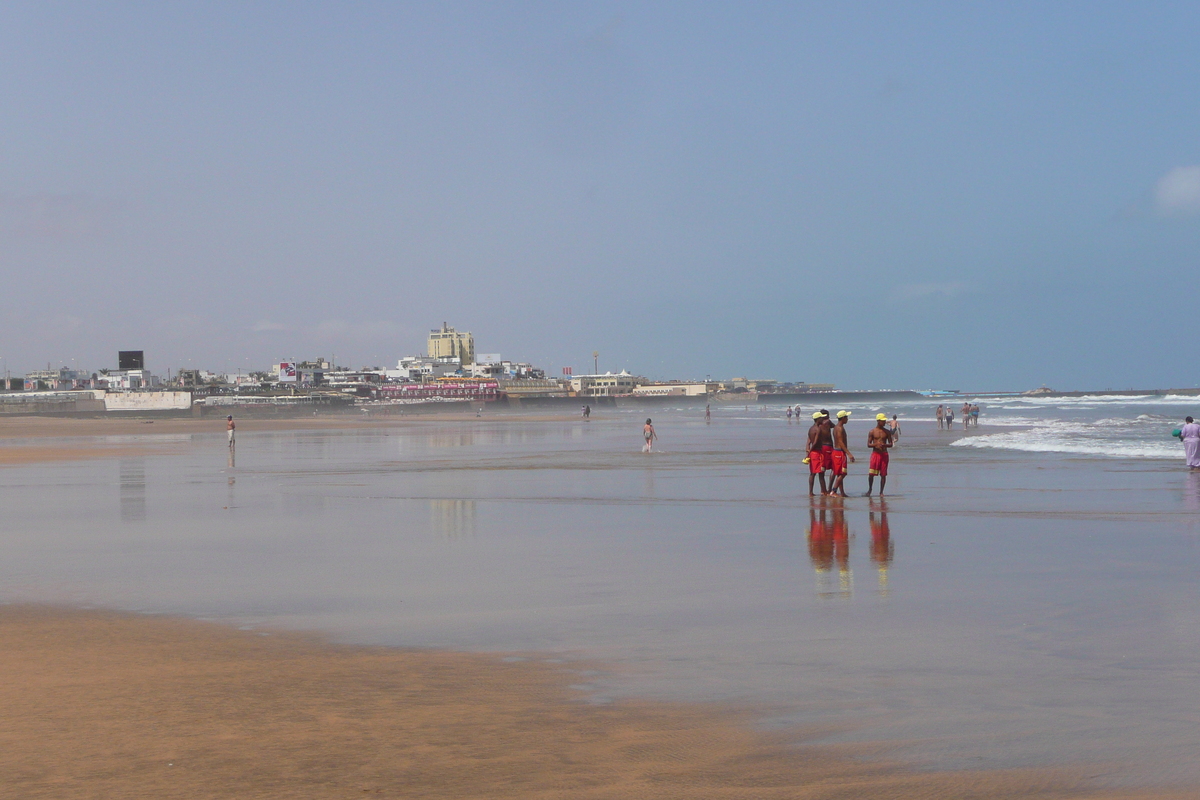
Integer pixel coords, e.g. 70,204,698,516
377,380,500,401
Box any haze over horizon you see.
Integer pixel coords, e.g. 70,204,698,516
3,2,1199,391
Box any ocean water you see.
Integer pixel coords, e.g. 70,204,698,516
2,398,1200,787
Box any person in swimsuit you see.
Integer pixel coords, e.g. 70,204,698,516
936,405,945,430
786,407,793,421
962,402,971,428
866,414,893,496
805,412,828,496
643,419,657,452
829,410,856,496
888,414,901,440
226,415,235,447
945,406,955,430
817,410,835,488
705,404,711,423
971,404,980,426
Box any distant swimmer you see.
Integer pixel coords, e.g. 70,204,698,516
936,404,945,430
945,406,955,430
962,403,971,428
1179,416,1200,470
866,414,893,496
226,415,236,447
786,407,793,421
643,418,657,453
971,404,980,427
705,404,711,423
829,411,856,496
888,414,901,440
805,412,829,496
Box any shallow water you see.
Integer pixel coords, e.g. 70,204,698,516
2,405,1200,786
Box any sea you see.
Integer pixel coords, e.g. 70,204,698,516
2,394,1199,788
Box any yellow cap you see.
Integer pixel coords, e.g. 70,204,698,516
812,412,822,419
876,413,887,421
837,410,851,418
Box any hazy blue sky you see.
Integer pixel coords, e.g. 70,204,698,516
2,2,1199,390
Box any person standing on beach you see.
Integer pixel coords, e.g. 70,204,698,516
866,414,893,496
818,410,836,487
805,412,829,496
583,404,591,419
962,402,971,428
705,404,711,423
945,406,955,430
936,405,945,430
226,415,236,448
643,419,657,453
829,411,855,496
1179,417,1200,470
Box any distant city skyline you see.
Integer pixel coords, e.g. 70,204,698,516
3,3,1199,390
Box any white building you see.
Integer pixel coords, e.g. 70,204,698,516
98,369,159,391
569,371,638,397
631,382,713,397
394,355,462,381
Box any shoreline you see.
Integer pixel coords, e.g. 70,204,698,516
1,604,1189,799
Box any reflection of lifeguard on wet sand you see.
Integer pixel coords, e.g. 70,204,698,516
807,505,852,598
869,500,894,596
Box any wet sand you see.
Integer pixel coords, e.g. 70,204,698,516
4,411,1200,794
1,605,1185,800
0,412,580,442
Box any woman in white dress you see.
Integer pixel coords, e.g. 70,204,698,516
1179,416,1200,470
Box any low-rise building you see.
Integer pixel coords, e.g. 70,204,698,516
395,355,463,381
570,371,639,397
631,382,714,397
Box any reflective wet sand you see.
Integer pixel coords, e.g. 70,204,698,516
12,605,1188,800
2,409,1199,791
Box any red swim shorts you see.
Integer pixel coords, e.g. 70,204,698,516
808,450,824,474
869,451,889,476
829,450,848,476
821,445,834,470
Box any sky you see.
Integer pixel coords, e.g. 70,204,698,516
2,1,1199,391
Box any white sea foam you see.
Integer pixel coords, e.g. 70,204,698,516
951,430,1181,459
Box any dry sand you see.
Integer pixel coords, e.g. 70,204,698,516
0,606,1188,800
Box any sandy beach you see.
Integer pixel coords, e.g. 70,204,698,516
2,405,1199,796
3,604,1187,800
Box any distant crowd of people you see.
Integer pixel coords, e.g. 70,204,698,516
936,402,980,429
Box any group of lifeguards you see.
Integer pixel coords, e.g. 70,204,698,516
803,409,894,497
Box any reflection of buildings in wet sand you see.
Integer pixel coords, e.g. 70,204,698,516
430,499,476,538
118,458,146,523
807,506,851,598
869,504,893,597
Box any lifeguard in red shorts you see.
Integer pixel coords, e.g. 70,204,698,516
866,413,893,496
828,410,856,496
806,412,825,494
